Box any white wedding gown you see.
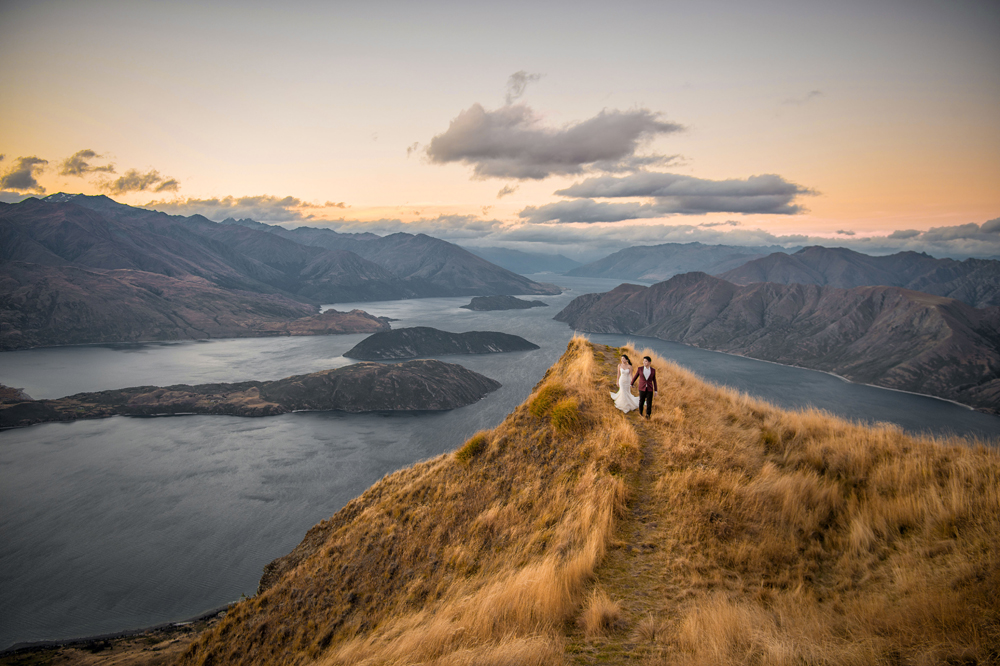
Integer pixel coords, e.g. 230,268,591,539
611,366,641,413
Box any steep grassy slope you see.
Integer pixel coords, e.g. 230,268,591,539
180,339,1000,665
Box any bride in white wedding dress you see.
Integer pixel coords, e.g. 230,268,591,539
611,354,641,413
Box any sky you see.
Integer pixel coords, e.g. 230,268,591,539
1,0,998,260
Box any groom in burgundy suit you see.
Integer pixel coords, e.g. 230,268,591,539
631,356,658,419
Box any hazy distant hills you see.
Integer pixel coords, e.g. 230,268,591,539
463,246,581,274
720,246,1000,308
566,242,786,281
556,272,1000,412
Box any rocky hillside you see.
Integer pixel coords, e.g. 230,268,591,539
566,242,782,281
343,326,539,360
173,338,999,665
720,245,1000,308
0,262,389,350
0,359,500,427
555,272,1000,413
460,295,549,310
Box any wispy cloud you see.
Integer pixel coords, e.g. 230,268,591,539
0,156,48,193
781,89,824,106
504,70,542,105
837,229,856,236
144,194,318,222
426,103,683,180
497,184,518,199
60,149,116,176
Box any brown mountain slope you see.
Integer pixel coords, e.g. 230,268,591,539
173,339,999,666
0,262,388,350
721,245,1000,308
556,273,1000,413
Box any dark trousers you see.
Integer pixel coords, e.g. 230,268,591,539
638,390,653,417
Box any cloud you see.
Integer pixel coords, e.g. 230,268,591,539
497,184,518,199
699,220,741,228
426,103,683,180
0,156,48,193
982,218,1000,234
920,223,982,242
505,70,542,105
313,214,507,241
406,142,421,157
144,194,315,222
521,172,815,222
837,229,856,236
103,168,179,195
60,149,115,176
782,90,824,106
324,201,347,208
0,190,34,204
888,229,921,239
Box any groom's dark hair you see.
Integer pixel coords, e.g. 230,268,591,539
643,356,652,362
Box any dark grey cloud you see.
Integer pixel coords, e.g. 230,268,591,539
522,172,815,222
426,103,683,180
104,169,179,195
982,218,1000,234
837,229,856,236
505,70,542,105
920,223,982,241
144,195,311,222
0,156,48,193
888,229,921,239
60,149,115,176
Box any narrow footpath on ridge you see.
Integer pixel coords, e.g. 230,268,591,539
565,346,681,663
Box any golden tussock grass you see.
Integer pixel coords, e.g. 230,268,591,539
179,337,1000,666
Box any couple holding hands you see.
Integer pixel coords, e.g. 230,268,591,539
611,354,657,419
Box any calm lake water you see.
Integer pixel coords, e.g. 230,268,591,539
1,274,998,649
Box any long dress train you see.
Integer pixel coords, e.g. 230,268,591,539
611,366,641,413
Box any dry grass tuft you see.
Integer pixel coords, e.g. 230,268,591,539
454,431,489,464
529,382,565,418
578,588,624,638
549,397,580,433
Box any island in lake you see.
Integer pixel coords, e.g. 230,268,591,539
0,359,500,428
343,326,539,360
460,295,549,311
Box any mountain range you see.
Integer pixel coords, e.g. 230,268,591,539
720,245,1000,308
555,272,1000,413
0,194,557,349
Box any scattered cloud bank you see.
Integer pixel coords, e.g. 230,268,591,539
103,169,179,195
145,195,318,221
426,103,682,179
0,156,49,193
60,149,115,176
521,172,816,222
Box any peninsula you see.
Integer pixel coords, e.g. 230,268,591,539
0,360,501,428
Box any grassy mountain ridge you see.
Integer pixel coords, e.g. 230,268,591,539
179,338,1000,665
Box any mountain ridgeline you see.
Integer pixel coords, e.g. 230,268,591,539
178,338,1000,665
556,272,1000,413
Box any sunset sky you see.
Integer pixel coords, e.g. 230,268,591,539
2,0,998,259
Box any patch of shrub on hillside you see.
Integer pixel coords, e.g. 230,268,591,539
529,383,566,418
455,431,489,464
550,397,580,434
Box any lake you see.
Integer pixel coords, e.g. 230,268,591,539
2,274,997,650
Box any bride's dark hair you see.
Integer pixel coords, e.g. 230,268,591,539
621,354,632,365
